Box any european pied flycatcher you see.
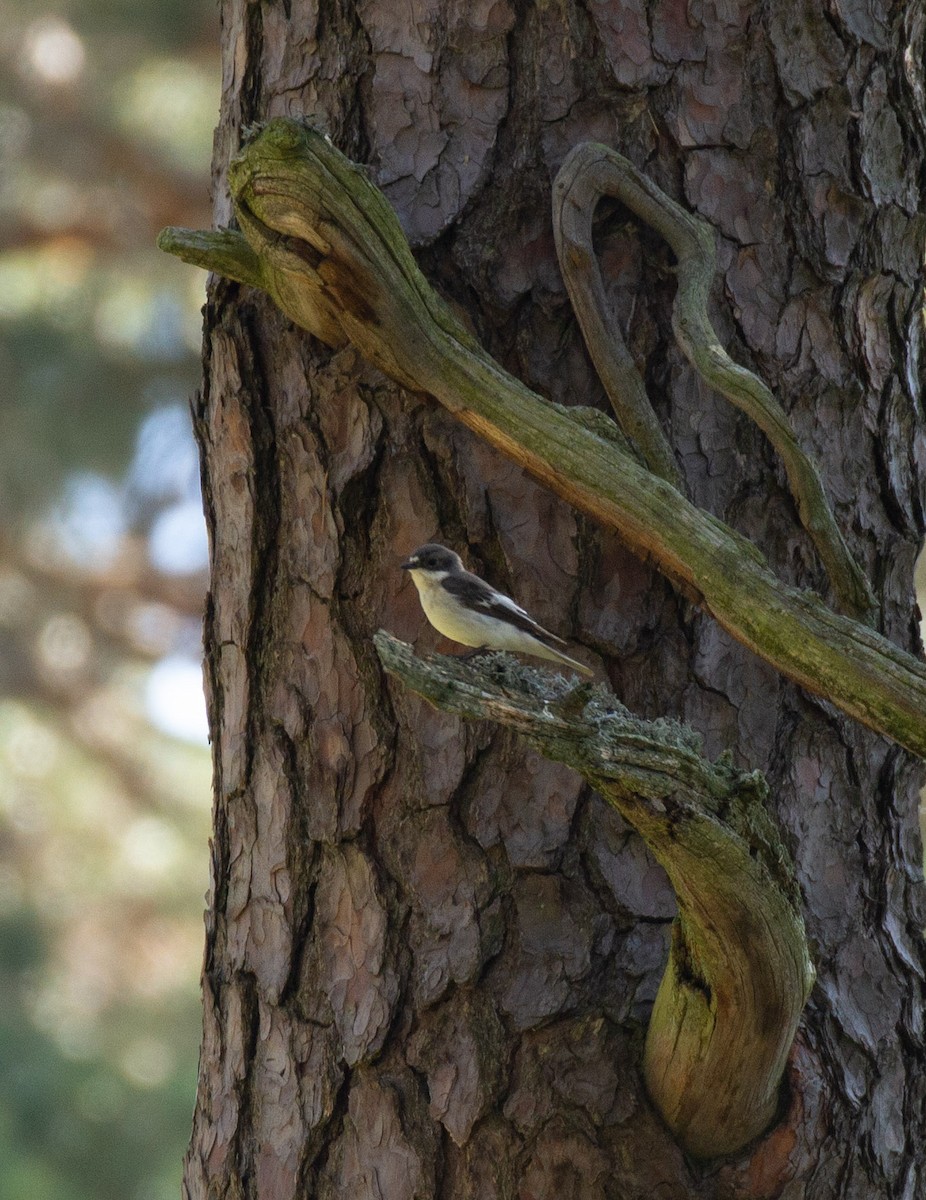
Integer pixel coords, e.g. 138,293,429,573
402,543,593,678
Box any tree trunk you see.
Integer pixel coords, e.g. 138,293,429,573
183,3,926,1197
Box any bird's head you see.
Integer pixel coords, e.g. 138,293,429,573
401,544,463,576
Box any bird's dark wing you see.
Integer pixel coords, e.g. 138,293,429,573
441,570,567,646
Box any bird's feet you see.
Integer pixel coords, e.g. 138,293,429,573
457,645,490,661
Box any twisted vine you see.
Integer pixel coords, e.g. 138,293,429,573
553,143,878,624
373,632,814,1159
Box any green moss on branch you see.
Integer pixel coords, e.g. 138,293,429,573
374,632,814,1158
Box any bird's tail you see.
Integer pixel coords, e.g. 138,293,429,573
535,642,595,678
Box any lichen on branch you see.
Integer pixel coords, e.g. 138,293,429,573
373,631,814,1159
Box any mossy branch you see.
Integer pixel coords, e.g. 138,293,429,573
374,631,814,1159
553,143,877,623
156,226,266,290
552,151,683,490
157,118,926,760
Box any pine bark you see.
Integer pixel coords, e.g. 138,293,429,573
184,3,926,1197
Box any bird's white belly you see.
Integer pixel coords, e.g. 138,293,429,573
417,580,536,652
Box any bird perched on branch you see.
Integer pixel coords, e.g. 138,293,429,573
402,543,593,678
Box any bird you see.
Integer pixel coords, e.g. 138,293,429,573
401,543,594,677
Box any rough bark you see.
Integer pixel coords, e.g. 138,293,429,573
183,2,926,1198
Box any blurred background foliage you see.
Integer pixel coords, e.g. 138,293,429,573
0,0,218,1197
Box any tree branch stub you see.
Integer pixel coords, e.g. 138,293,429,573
374,631,815,1159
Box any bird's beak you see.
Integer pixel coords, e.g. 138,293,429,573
401,557,417,570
